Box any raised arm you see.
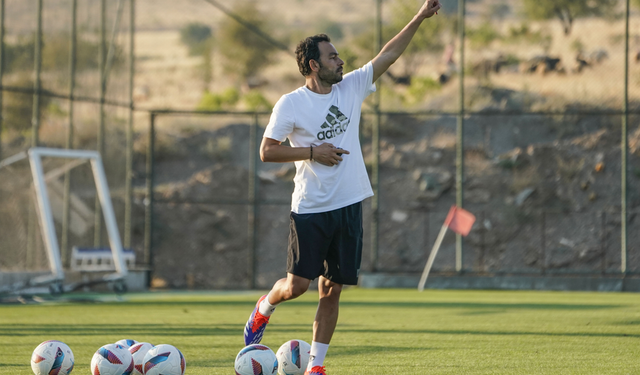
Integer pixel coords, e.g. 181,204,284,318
371,0,441,83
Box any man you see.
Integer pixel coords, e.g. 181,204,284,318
244,1,441,374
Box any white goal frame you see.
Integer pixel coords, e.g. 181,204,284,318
27,147,128,290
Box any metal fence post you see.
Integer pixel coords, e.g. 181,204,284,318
31,0,42,148
0,0,4,161
601,211,607,274
248,114,259,288
95,0,107,247
455,0,466,273
61,0,78,268
541,211,546,274
125,0,135,249
621,0,630,275
479,210,485,272
27,0,44,270
370,0,382,272
144,112,156,286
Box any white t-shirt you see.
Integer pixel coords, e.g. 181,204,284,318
264,62,377,214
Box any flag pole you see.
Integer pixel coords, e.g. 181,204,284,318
418,223,449,292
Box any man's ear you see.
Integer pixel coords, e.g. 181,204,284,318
309,59,320,72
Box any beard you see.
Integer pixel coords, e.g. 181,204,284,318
317,63,343,85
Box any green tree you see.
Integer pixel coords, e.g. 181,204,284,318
180,22,215,89
384,0,450,78
217,2,277,83
179,23,213,56
522,0,618,36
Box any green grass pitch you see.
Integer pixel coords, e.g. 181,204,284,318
2,288,639,374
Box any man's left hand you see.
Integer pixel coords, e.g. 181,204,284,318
418,0,441,19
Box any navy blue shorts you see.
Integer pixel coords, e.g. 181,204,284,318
287,201,363,285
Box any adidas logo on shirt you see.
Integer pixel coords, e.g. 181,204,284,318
317,105,350,141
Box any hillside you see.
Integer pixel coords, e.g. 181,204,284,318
2,0,640,288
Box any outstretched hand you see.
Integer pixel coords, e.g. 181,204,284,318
312,143,350,167
418,0,441,19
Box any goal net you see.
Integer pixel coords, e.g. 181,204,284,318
0,147,128,294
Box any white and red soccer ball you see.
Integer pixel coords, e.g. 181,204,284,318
31,340,75,375
142,344,186,375
128,342,154,375
115,339,139,349
234,344,278,375
276,339,311,375
90,343,134,375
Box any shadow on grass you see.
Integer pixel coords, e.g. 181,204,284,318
14,299,620,311
334,327,640,339
324,345,430,357
0,322,323,337
270,323,640,339
0,324,244,337
2,322,637,344
615,320,640,325
175,345,430,366
338,301,622,310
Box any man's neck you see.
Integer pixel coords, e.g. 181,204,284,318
305,77,333,95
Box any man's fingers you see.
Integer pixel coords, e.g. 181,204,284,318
311,143,349,166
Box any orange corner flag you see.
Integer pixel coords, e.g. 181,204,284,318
444,205,476,236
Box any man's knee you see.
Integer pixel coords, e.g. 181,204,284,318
288,283,308,299
285,275,310,299
319,278,343,299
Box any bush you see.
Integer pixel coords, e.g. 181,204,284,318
3,75,51,133
505,24,550,46
4,37,35,73
403,77,441,105
571,39,585,53
467,22,500,48
243,91,271,111
196,88,240,111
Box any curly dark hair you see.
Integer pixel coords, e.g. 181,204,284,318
295,34,331,77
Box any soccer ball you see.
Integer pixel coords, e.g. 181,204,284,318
90,344,134,375
276,340,311,375
142,344,186,375
115,339,138,348
234,344,278,375
128,342,154,375
31,340,75,375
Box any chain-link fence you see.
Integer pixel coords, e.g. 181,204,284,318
1,0,639,291
0,0,137,289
